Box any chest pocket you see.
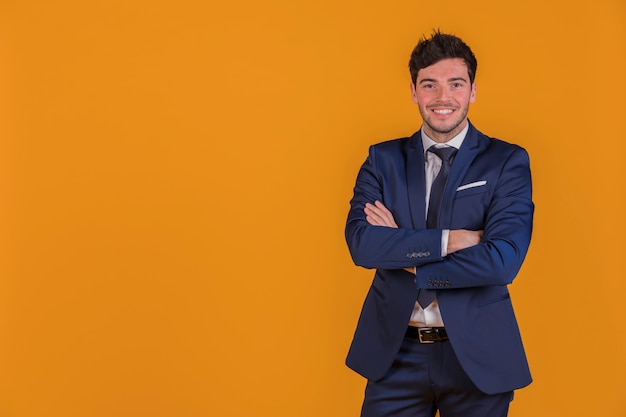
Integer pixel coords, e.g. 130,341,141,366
454,180,488,199
450,181,490,230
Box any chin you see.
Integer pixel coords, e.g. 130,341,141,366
430,122,461,135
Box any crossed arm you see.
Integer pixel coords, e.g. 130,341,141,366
364,200,482,274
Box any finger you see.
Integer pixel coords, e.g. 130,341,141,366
365,215,380,226
374,200,392,215
366,213,386,226
365,203,387,220
369,208,392,227
363,203,373,213
373,201,397,227
370,202,392,220
365,201,398,227
364,208,384,225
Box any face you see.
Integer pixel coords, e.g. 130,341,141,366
410,58,477,143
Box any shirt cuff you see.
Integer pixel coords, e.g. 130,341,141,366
441,229,450,257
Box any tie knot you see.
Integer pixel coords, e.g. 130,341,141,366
428,146,458,163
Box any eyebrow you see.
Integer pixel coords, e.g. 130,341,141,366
418,77,468,84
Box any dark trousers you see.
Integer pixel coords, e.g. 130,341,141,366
360,335,514,417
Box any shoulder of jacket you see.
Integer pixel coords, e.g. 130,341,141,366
369,136,413,155
484,136,528,158
372,136,411,148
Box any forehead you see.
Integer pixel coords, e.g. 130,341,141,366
416,58,469,82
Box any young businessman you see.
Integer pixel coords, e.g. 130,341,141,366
345,31,533,417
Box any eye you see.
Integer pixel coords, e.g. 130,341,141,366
423,83,435,89
452,82,463,88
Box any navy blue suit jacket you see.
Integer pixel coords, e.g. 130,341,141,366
345,123,533,395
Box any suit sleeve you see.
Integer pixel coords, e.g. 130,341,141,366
415,147,534,288
345,145,443,269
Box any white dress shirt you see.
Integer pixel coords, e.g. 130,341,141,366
408,123,469,327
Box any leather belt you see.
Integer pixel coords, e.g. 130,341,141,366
406,326,449,344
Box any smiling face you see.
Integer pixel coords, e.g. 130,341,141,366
410,58,477,143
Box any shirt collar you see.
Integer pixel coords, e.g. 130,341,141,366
421,122,469,155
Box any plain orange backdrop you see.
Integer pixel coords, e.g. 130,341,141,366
0,1,625,416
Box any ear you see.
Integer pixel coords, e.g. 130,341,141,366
469,82,477,103
410,82,418,104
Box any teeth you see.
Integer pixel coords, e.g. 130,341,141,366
433,109,453,114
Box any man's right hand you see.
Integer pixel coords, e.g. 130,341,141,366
447,230,483,254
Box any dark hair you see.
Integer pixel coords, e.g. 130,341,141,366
408,30,477,84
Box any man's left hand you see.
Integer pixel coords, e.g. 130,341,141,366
364,201,398,228
364,201,415,274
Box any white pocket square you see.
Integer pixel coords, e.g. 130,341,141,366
456,180,487,191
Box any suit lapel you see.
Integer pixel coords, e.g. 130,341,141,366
439,123,489,228
405,132,427,229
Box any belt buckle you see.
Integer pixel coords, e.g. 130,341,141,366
418,327,435,344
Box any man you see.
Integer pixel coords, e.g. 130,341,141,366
345,31,533,417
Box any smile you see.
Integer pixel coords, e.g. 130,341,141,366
432,109,454,115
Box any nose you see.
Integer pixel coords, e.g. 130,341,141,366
435,87,451,101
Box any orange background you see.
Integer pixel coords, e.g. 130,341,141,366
0,1,625,416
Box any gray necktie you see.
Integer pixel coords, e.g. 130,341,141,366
417,146,458,308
